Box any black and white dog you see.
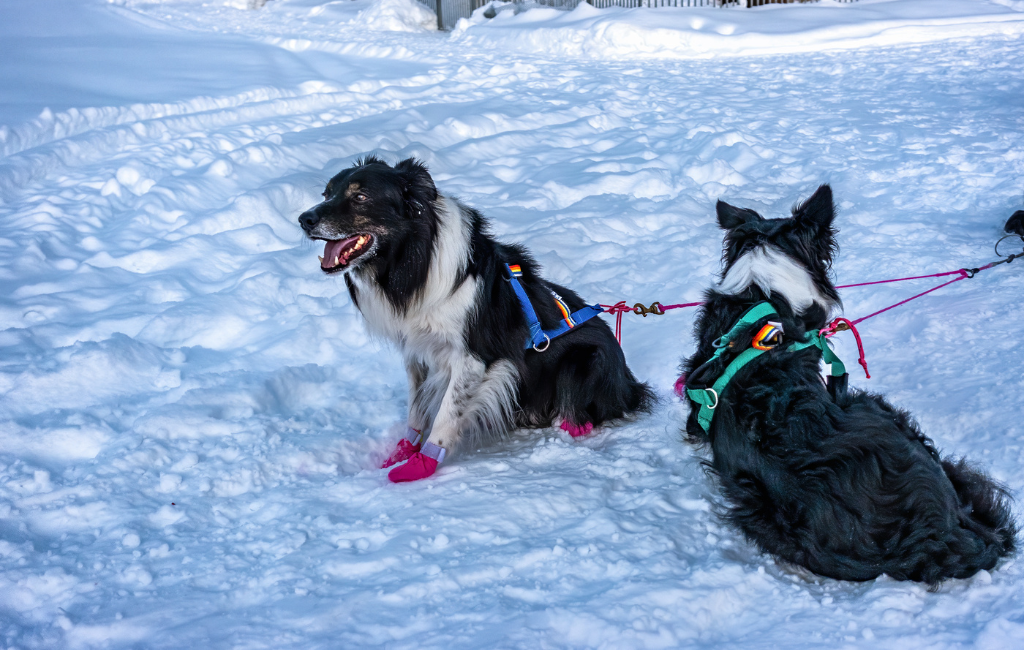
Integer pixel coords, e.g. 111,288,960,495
681,185,1015,583
298,157,653,482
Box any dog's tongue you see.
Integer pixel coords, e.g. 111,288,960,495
322,236,359,269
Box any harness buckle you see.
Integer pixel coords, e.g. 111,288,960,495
533,334,551,353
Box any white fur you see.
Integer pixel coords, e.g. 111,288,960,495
349,195,519,455
718,245,835,314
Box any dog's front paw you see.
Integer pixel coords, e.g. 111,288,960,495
387,441,446,483
561,420,594,438
387,452,438,482
382,439,420,469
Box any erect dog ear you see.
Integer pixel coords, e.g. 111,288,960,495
792,184,835,232
716,200,763,230
394,158,437,213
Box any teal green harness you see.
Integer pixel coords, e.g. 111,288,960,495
685,302,846,432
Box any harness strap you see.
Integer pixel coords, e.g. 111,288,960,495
505,263,604,351
688,346,766,432
686,301,848,432
790,330,846,378
685,302,778,430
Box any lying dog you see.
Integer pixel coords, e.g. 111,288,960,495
681,185,1015,583
298,157,653,482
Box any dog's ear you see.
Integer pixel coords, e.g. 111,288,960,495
716,200,763,230
793,184,835,233
394,158,437,214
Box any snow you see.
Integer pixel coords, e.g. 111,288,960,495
1,0,1023,648
453,0,1024,59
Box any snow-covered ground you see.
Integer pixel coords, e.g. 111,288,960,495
2,0,1023,648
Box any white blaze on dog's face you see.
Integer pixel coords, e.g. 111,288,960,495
715,184,841,315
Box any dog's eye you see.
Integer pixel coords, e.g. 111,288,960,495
352,193,368,203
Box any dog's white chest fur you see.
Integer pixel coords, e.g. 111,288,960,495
349,196,478,365
718,245,834,314
346,195,517,450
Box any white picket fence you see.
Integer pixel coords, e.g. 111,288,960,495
417,0,858,32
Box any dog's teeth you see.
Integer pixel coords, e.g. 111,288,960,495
333,255,340,266
318,255,324,263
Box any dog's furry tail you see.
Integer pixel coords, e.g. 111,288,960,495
555,346,655,427
934,458,1017,581
626,373,656,416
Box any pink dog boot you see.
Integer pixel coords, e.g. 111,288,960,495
674,373,687,399
561,420,594,438
381,428,422,469
388,441,446,483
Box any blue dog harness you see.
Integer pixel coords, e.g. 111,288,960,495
505,263,604,351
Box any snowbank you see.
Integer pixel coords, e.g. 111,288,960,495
354,0,438,32
452,0,1024,59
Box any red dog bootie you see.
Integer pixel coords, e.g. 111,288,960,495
381,428,422,469
388,441,446,483
561,420,594,438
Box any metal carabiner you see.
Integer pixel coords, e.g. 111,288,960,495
632,302,665,317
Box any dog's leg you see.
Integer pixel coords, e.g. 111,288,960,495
460,359,519,439
388,352,489,482
405,358,430,433
422,353,485,450
380,356,444,468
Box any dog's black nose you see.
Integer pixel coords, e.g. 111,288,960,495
298,208,320,231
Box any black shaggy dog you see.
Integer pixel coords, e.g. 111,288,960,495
681,184,1015,583
298,157,653,482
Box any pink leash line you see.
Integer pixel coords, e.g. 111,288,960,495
818,262,997,377
601,301,703,344
605,262,1004,351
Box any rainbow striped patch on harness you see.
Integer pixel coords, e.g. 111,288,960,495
552,292,576,329
508,264,523,277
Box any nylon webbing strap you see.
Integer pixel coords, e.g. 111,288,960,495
505,264,546,349
689,346,767,431
685,302,778,431
686,301,848,432
505,263,604,351
791,331,846,377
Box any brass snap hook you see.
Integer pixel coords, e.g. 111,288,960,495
632,302,665,317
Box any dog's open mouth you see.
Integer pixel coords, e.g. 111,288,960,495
319,234,373,272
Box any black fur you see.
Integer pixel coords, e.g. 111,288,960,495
682,185,1016,583
1006,210,1024,237
298,156,653,444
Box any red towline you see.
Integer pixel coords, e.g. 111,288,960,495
600,253,1019,380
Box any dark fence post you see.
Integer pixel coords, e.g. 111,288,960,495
437,0,444,32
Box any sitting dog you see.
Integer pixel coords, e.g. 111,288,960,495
298,157,653,482
681,185,1015,583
